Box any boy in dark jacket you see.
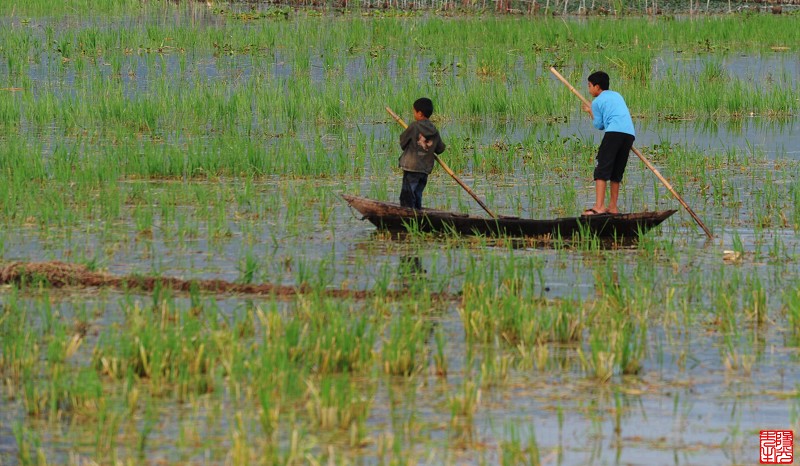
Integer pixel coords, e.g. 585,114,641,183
398,98,446,209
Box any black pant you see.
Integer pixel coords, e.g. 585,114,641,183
400,171,428,209
594,132,635,182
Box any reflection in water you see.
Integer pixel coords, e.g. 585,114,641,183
398,255,426,277
397,254,426,290
362,227,644,251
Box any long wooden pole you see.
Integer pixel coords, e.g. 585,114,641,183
549,67,713,239
385,106,498,219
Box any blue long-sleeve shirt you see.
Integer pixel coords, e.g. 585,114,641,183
591,90,635,137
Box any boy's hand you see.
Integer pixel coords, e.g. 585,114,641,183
581,102,593,119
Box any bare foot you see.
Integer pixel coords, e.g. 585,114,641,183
582,207,608,216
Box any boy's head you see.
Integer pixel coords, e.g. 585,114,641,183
413,98,434,120
587,71,610,97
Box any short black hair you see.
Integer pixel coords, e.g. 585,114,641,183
413,98,434,118
588,71,610,91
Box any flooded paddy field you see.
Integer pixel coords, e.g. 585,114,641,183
1,2,799,465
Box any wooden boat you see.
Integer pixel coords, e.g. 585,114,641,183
342,195,676,240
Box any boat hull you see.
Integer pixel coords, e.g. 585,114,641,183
342,195,676,239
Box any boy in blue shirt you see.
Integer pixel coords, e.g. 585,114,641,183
581,71,635,216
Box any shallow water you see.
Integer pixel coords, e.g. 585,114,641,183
2,9,800,466
1,284,798,464
3,165,797,462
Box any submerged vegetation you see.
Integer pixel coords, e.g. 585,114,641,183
0,1,799,464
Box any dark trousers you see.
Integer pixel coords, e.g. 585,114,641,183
594,132,635,182
400,171,428,209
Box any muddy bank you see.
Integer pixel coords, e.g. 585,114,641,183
0,261,458,301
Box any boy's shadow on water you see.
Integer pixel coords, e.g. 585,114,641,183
399,254,426,275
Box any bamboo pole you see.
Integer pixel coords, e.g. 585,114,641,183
549,67,713,239
385,106,498,219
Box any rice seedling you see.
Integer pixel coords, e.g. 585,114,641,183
449,377,480,443
786,288,800,347
499,424,541,466
382,311,430,377
721,333,755,375
296,297,377,374
579,328,616,382
236,250,260,284
91,300,218,398
12,422,43,466
432,327,448,377
743,273,767,324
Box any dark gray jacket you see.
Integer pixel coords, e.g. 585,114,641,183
398,119,446,175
